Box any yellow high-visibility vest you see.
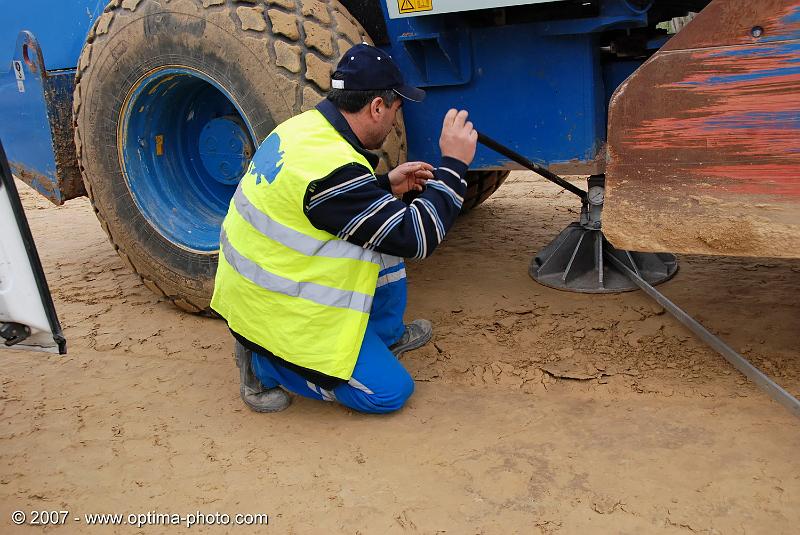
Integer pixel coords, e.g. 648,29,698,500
211,109,385,380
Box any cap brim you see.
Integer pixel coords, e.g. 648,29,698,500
394,85,426,103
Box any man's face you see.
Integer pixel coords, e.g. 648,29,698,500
365,97,402,150
379,98,402,143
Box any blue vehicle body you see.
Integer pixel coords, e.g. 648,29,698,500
0,1,106,203
3,0,797,309
376,0,653,172
0,0,659,205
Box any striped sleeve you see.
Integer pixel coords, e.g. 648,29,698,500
304,157,469,259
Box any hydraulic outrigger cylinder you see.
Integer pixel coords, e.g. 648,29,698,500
477,131,800,419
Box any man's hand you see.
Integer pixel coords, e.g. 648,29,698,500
388,161,434,196
439,109,478,166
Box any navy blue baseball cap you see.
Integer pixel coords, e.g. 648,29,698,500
331,43,426,102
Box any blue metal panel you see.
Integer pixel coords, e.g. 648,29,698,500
0,32,83,204
0,1,101,203
380,1,648,171
0,0,105,71
602,59,640,109
531,0,650,35
383,22,607,170
0,33,59,200
397,29,473,87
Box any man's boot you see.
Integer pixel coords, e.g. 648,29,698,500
389,319,433,357
234,341,291,412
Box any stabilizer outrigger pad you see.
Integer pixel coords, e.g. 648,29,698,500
531,223,678,293
473,131,678,294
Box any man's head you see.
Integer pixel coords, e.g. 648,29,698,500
326,44,425,150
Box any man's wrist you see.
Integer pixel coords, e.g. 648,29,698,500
439,156,469,180
375,173,392,192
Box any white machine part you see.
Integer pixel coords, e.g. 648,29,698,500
0,143,65,354
386,0,557,19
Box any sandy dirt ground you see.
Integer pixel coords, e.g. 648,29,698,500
2,172,799,534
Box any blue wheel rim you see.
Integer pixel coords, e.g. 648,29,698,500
119,66,256,253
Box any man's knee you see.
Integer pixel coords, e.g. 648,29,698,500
342,371,415,414
382,371,415,412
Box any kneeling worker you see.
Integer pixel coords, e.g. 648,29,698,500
211,44,477,414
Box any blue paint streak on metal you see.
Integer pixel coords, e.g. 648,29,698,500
0,34,60,201
704,66,800,85
761,5,800,43
0,0,104,71
784,5,800,24
121,68,255,253
708,42,800,58
379,1,649,169
675,64,800,86
674,42,800,87
703,111,800,131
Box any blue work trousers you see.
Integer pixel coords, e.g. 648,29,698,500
251,261,414,414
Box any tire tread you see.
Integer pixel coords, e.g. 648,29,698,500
462,170,511,212
74,0,406,314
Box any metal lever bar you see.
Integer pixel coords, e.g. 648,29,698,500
477,131,587,202
607,252,800,419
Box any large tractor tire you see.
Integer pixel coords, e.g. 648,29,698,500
461,170,511,212
73,0,406,313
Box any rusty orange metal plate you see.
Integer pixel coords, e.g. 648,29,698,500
605,0,800,258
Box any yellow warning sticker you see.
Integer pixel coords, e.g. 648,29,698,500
398,0,432,14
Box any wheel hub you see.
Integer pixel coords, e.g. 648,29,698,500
198,116,254,185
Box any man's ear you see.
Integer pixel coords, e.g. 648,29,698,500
369,96,384,120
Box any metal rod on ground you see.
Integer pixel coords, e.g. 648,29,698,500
606,252,800,419
476,132,588,202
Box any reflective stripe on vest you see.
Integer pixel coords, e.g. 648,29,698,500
232,186,382,265
211,109,383,380
219,229,373,314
